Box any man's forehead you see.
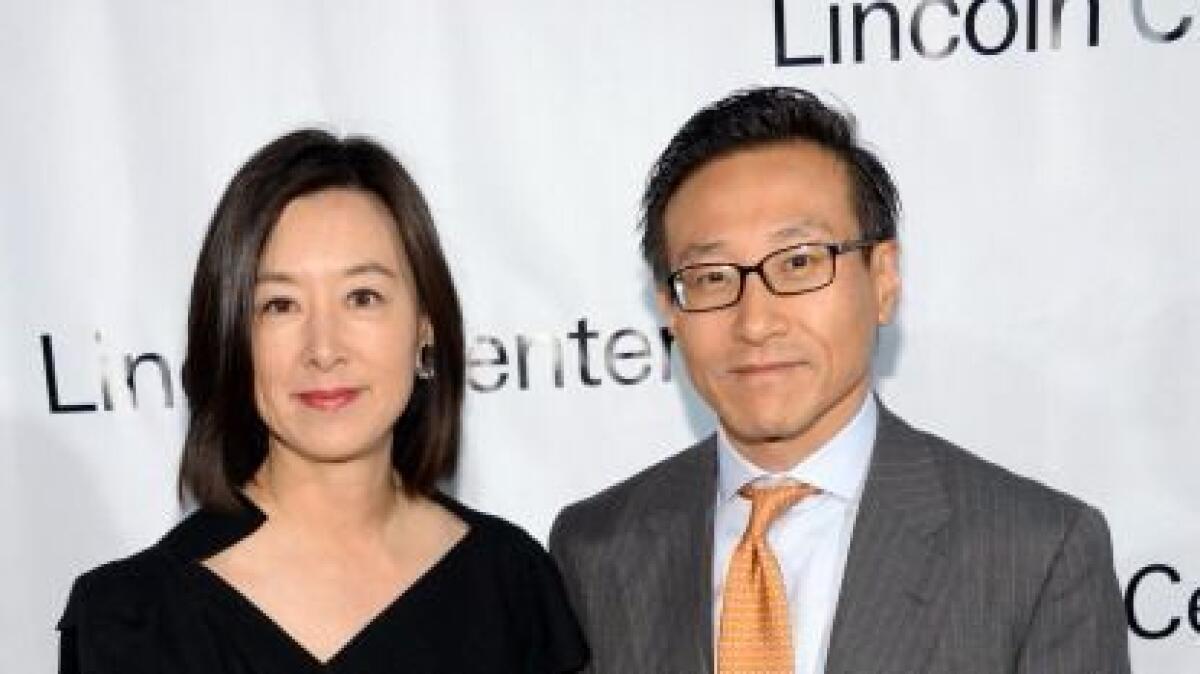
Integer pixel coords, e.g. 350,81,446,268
673,220,837,263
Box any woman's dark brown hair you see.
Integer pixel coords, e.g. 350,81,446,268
179,129,465,510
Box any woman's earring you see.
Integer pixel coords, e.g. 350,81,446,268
416,343,436,380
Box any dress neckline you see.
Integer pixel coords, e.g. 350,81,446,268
173,491,479,669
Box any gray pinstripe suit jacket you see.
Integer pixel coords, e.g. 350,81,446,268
549,407,1131,674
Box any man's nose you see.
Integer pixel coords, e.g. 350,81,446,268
732,271,788,344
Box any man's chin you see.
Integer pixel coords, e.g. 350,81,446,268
720,418,824,471
723,417,811,449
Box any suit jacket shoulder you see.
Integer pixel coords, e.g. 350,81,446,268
887,413,1112,583
933,423,1070,497
827,409,1129,674
551,435,716,546
550,437,718,674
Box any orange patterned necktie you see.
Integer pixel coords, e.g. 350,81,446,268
718,482,819,674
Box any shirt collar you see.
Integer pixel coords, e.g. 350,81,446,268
716,393,877,503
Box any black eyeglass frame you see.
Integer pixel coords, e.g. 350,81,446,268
666,239,883,313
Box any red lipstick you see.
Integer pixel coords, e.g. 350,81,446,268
295,387,361,411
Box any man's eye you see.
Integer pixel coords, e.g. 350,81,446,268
690,269,732,288
348,288,385,307
260,297,297,314
782,253,812,270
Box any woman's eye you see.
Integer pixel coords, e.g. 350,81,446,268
348,288,385,307
260,297,297,314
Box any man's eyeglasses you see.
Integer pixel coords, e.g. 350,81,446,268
666,240,881,313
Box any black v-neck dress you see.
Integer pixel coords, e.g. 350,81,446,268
57,494,588,673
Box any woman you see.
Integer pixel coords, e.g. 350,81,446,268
58,130,588,673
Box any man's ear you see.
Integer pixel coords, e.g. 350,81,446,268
870,239,901,325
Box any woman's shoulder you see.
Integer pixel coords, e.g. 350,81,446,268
433,492,549,559
432,492,589,671
57,545,176,631
59,504,258,630
432,492,579,597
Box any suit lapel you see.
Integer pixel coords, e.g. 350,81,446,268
637,437,717,674
824,408,954,674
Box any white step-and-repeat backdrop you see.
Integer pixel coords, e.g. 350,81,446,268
2,1,1197,671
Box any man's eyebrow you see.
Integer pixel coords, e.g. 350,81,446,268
674,220,837,267
768,221,831,242
675,241,727,267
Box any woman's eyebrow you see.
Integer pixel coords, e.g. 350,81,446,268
343,261,398,279
254,261,399,285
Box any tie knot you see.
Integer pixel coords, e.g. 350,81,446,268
738,482,819,540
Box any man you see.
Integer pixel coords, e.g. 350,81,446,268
549,87,1130,674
